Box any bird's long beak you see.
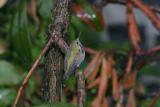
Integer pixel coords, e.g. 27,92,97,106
77,32,81,39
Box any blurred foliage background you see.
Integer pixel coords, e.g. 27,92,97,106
0,0,160,107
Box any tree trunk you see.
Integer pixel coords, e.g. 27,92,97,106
41,0,72,102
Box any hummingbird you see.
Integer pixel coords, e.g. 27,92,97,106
64,33,85,79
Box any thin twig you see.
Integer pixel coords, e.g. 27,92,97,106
13,33,68,107
12,38,54,107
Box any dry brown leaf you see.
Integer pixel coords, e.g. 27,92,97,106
137,83,145,95
132,0,160,30
115,84,124,107
124,71,137,90
87,77,100,89
0,0,7,8
116,103,124,107
0,39,6,54
88,52,105,82
127,0,141,53
125,53,133,74
84,51,103,78
92,97,109,107
71,95,77,106
27,0,40,26
85,51,105,83
107,56,113,77
112,69,120,101
92,97,101,107
126,89,136,107
91,56,113,106
102,97,109,107
97,58,109,104
84,47,98,55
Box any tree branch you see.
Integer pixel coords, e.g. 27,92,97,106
76,69,86,107
13,32,69,107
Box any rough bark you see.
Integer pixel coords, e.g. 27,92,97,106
76,69,86,107
41,0,72,102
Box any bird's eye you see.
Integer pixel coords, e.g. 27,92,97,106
76,41,79,44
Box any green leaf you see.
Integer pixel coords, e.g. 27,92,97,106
37,0,53,19
0,61,20,86
73,3,104,31
65,77,76,91
0,89,16,107
10,0,32,68
139,98,160,107
33,102,77,107
140,64,160,77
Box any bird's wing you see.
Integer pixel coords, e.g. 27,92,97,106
64,61,77,79
64,53,84,79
